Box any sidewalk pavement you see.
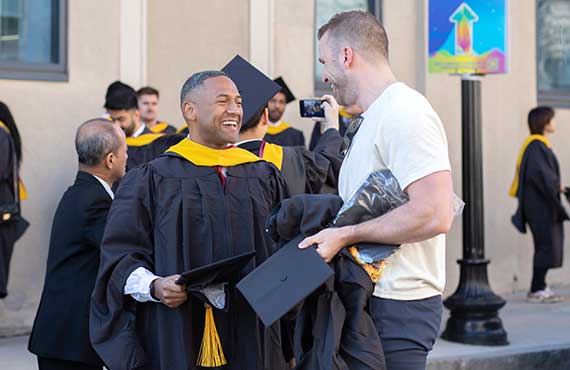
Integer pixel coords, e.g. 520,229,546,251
1,287,569,370
428,286,570,370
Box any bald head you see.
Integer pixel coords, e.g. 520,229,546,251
75,118,124,166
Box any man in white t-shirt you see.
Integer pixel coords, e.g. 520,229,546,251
299,10,455,370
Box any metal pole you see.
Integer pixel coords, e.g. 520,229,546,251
441,75,509,346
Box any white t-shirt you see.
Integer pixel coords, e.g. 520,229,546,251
339,82,451,300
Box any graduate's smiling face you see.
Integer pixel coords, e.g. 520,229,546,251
184,76,243,149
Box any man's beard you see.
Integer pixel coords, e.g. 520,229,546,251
123,121,136,137
268,109,283,123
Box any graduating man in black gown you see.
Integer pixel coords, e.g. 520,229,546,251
225,57,344,196
90,71,289,370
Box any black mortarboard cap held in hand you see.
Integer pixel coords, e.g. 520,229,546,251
176,251,255,367
236,235,334,327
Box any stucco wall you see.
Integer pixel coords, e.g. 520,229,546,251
0,1,121,334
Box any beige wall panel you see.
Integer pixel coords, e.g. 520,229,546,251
146,0,250,128
0,1,121,333
272,0,316,144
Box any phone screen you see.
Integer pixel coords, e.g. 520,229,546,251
299,99,325,118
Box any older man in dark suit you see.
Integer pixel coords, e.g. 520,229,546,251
28,119,127,370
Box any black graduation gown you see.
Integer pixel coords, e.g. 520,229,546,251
126,126,158,172
512,140,569,268
238,129,343,196
0,128,27,298
309,115,351,151
264,126,305,147
28,172,110,366
90,152,289,370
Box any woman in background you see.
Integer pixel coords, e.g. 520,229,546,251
510,106,568,303
0,101,28,299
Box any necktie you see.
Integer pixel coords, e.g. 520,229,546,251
214,166,226,188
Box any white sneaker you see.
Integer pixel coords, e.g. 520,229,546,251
528,290,564,303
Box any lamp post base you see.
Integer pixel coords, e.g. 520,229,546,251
441,259,509,346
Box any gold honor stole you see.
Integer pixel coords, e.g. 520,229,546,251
166,138,264,167
508,134,552,197
266,122,291,136
259,141,283,170
149,122,170,133
0,121,27,200
125,133,165,147
339,108,352,119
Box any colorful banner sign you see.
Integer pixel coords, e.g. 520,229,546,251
428,1,508,74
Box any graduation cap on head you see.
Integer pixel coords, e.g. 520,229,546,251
176,251,255,367
273,76,296,103
104,81,138,110
236,235,334,327
221,55,282,127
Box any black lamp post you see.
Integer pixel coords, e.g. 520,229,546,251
441,76,509,346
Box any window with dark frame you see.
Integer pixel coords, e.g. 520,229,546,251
0,0,67,81
537,0,570,107
314,0,382,96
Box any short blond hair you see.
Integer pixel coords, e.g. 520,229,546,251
318,10,389,60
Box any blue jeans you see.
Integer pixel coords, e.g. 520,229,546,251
370,295,442,370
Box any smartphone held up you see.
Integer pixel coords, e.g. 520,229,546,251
299,99,325,118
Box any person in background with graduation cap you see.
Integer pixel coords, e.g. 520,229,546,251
90,70,289,370
104,81,164,172
510,106,569,303
222,55,343,196
264,77,306,147
0,101,28,300
136,86,178,134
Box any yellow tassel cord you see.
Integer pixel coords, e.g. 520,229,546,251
197,304,227,367
348,246,385,283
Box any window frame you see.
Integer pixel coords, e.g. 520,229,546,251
0,0,68,82
314,0,382,96
536,0,570,108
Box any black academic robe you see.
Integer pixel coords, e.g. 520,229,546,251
238,129,343,196
90,152,289,370
0,128,27,298
264,126,305,147
309,115,351,151
126,126,160,172
28,171,110,366
512,140,569,268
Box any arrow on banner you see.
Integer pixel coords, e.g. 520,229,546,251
449,3,479,55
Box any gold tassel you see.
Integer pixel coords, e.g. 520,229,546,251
197,304,227,367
